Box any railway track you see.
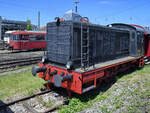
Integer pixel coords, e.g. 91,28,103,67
0,57,42,73
0,89,68,113
0,50,43,55
0,52,16,55
0,50,45,55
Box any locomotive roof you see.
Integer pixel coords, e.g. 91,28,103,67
130,24,148,34
108,23,137,31
108,23,148,33
63,10,82,22
131,24,150,37
12,31,47,35
108,23,150,38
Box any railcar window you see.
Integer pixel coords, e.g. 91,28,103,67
13,35,19,40
29,35,45,41
4,34,11,38
22,35,29,40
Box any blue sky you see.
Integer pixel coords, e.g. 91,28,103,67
0,0,149,27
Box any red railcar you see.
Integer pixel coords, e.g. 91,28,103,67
7,31,46,50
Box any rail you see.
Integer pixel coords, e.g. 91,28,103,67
0,89,69,113
0,56,42,73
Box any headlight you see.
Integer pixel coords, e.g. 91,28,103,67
66,61,73,70
42,56,48,63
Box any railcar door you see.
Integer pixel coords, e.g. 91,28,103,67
9,34,20,50
20,35,30,50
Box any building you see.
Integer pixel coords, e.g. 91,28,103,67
0,16,27,40
40,26,47,31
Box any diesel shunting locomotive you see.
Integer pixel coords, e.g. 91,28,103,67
32,10,150,96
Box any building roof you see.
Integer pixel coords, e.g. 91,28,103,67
2,19,27,25
12,31,46,35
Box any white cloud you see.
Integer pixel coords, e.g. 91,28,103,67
99,0,111,5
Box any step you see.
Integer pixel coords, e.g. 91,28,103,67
82,85,96,93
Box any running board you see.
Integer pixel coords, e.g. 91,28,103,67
82,85,96,93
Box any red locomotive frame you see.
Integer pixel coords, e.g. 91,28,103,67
36,56,144,96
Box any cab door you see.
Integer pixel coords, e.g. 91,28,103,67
136,31,144,56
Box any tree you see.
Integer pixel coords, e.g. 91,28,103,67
27,19,32,30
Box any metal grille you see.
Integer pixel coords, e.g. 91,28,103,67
47,22,71,64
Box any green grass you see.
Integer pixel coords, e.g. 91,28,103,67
0,66,46,100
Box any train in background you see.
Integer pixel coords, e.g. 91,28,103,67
32,10,150,97
3,30,47,50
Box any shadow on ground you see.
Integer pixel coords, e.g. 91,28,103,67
0,100,14,113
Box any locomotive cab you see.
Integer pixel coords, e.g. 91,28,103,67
108,23,145,57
